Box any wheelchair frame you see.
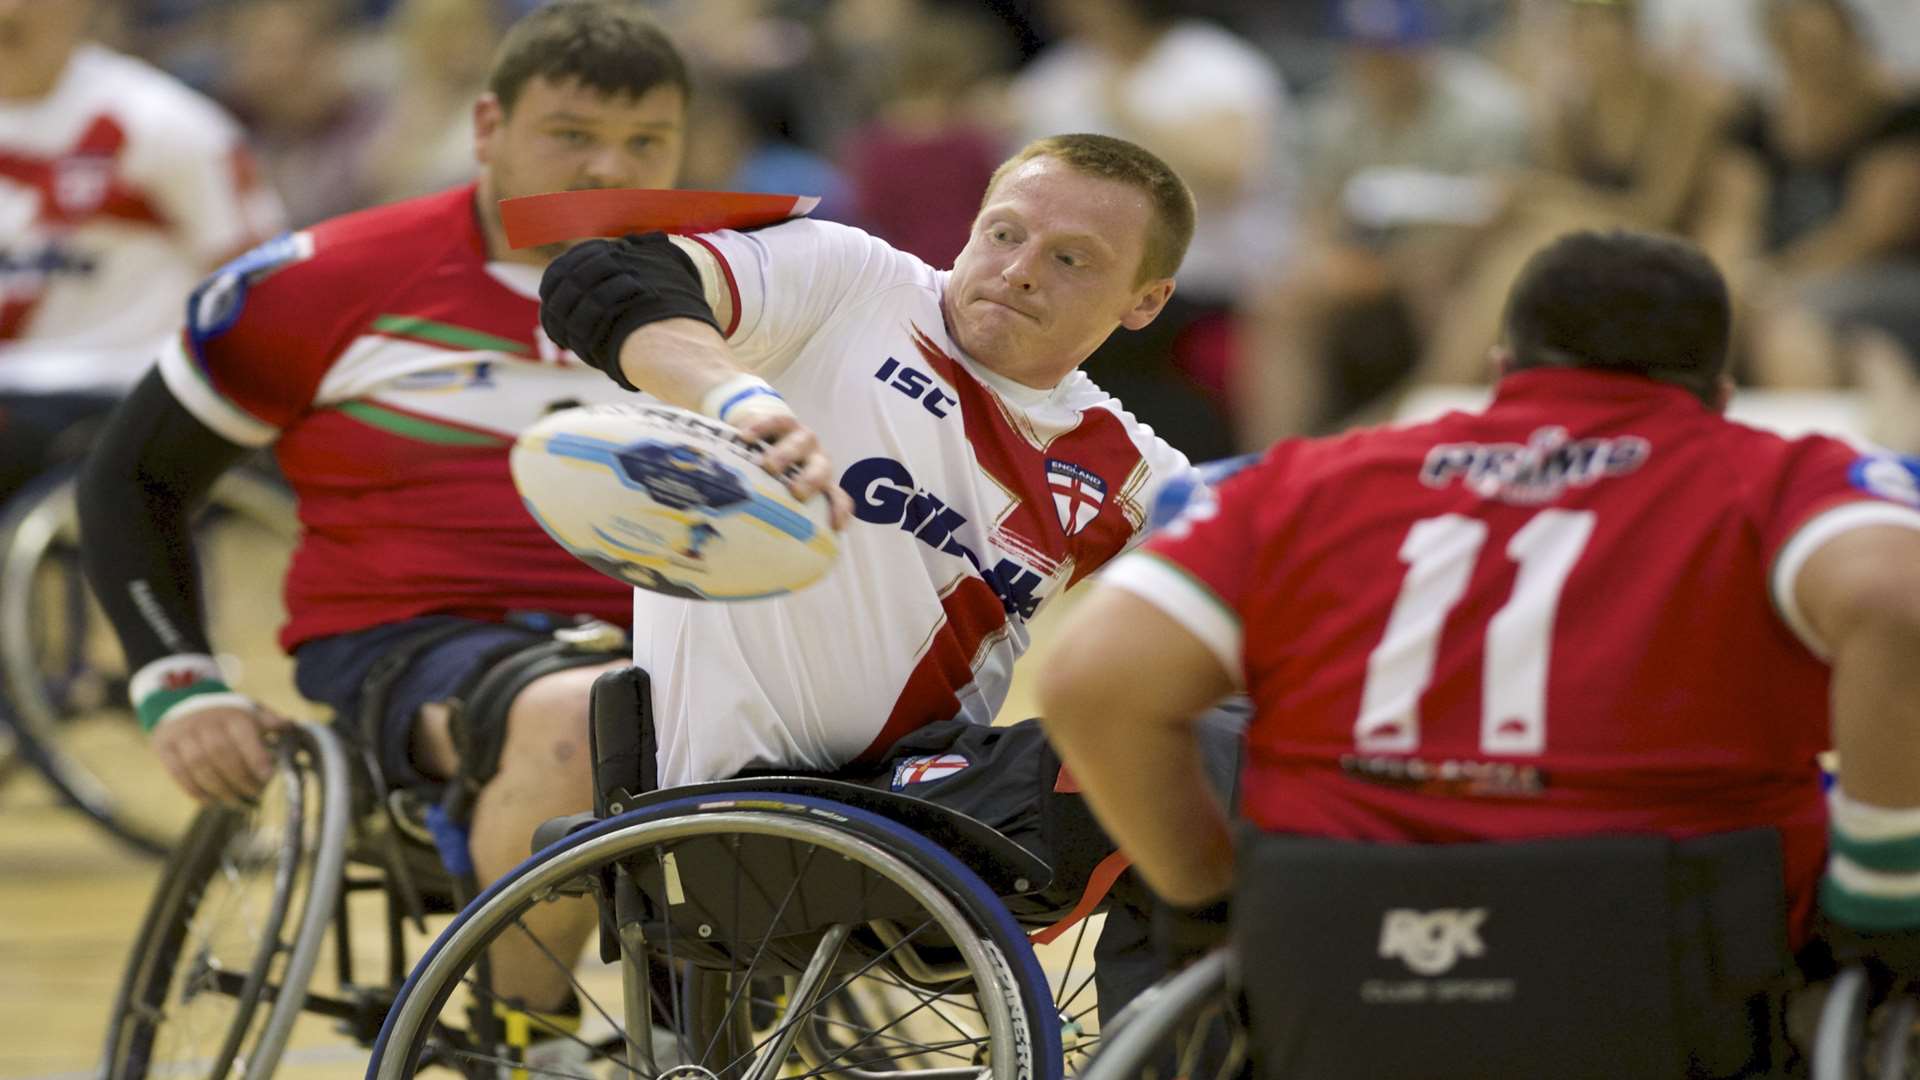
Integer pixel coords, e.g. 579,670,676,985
0,462,296,854
102,714,1110,1079
368,788,1063,1079
101,723,351,1080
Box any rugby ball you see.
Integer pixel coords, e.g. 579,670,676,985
511,402,838,600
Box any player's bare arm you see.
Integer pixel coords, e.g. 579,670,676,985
539,233,850,526
1038,584,1238,907
1797,523,1920,809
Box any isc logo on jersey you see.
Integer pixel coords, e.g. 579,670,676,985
512,403,839,601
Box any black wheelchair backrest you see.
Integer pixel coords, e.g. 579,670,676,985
1234,827,1791,1080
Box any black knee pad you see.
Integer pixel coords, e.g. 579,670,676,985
442,624,629,822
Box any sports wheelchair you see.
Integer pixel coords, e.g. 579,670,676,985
98,617,633,1079
1081,829,1920,1080
104,651,1123,1079
0,460,296,854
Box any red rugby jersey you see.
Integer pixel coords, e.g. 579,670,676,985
1109,367,1920,941
157,185,636,649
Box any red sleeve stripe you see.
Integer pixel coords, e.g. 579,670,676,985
686,234,742,339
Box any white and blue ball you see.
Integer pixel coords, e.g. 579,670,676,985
511,402,838,600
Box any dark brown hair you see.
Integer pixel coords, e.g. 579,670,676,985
1503,229,1731,402
488,0,690,115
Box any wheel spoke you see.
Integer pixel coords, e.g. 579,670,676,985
1053,916,1094,1012
714,917,943,1077
751,997,975,1061
497,914,651,1072
866,967,983,1045
698,842,821,1065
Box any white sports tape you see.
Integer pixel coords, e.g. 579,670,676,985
699,373,789,425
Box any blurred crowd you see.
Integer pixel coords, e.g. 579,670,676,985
79,0,1920,457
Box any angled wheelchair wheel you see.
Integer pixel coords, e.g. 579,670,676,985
1077,948,1244,1080
1812,964,1920,1080
0,462,298,854
371,792,1062,1079
101,722,350,1080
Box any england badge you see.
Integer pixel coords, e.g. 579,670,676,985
54,155,113,216
1046,459,1107,536
890,753,971,790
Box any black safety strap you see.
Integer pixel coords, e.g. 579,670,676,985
349,620,487,931
439,620,629,826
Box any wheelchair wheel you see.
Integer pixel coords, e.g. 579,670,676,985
100,722,350,1080
371,791,1060,1079
0,462,298,854
1077,948,1245,1080
1813,965,1870,1080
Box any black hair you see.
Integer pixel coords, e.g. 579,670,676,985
1502,229,1730,401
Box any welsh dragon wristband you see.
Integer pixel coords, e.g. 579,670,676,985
130,653,236,733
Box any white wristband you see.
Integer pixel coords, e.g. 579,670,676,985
699,373,788,425
132,653,238,732
130,653,224,706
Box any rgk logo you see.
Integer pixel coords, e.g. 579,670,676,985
1378,908,1487,975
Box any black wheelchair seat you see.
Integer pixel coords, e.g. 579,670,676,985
535,775,1053,903
578,664,1059,905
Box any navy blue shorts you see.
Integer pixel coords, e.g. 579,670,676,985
293,615,553,790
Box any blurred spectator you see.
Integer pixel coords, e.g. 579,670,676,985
1425,0,1727,381
1005,0,1295,460
1839,301,1920,456
1239,0,1528,444
1640,0,1920,92
360,0,503,204
1695,0,1920,387
1852,0,1920,85
0,0,282,493
838,7,1008,267
820,0,929,126
1638,0,1779,91
680,74,856,222
219,0,385,225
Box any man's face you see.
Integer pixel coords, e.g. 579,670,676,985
944,157,1173,386
476,76,687,204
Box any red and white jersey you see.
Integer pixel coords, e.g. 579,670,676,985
158,185,634,650
645,220,1193,785
1114,368,1920,942
0,45,281,392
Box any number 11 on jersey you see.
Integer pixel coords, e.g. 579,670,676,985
1355,510,1597,756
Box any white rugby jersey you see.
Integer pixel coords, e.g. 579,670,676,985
647,220,1194,785
0,45,282,392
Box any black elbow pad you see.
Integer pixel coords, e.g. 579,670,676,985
538,231,721,391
